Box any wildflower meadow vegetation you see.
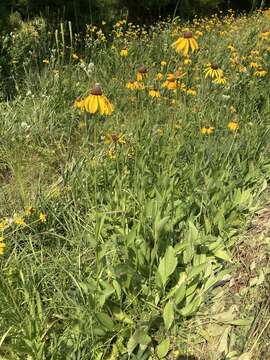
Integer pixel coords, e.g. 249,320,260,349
1,7,270,360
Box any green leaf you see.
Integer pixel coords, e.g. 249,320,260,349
228,318,253,326
187,262,207,280
174,283,186,305
156,338,170,359
180,295,202,317
113,309,134,325
127,328,151,355
156,216,170,234
218,326,230,354
163,301,174,330
157,246,177,288
214,249,232,262
96,312,115,331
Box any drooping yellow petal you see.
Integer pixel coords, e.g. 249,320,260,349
89,95,98,113
189,38,198,52
98,96,105,115
103,96,114,115
182,40,189,57
172,38,187,53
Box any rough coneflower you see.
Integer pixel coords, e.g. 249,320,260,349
136,65,148,81
228,120,238,131
120,47,128,57
254,67,267,77
171,31,199,56
149,88,161,97
213,75,227,85
0,237,5,255
204,63,224,79
200,126,214,135
126,80,145,90
83,84,114,115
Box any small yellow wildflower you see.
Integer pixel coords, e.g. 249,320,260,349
156,72,164,81
157,128,164,136
42,59,49,64
259,29,270,40
254,68,267,77
200,126,215,135
108,148,117,160
39,213,47,223
183,57,192,65
0,218,8,231
186,88,197,96
250,62,259,68
120,48,128,57
149,88,161,98
14,217,26,227
0,237,5,256
161,61,167,67
126,80,144,90
162,79,178,90
228,120,238,131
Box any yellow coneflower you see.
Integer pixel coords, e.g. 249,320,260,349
250,62,259,68
136,65,148,81
162,79,178,90
259,29,270,40
0,237,5,256
161,60,167,67
213,75,227,85
126,80,144,90
73,97,85,110
204,63,223,79
254,68,267,77
171,31,199,56
120,47,128,57
149,88,161,97
83,84,114,115
104,133,126,145
186,88,197,96
228,120,238,131
228,44,236,52
250,50,260,57
200,126,215,135
156,72,164,81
